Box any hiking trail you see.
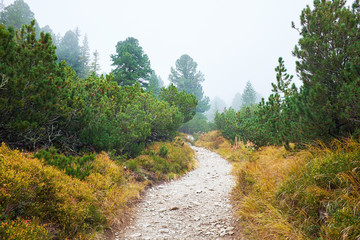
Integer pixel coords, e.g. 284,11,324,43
118,146,238,240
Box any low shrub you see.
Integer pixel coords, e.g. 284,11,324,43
157,145,168,158
34,147,95,180
0,217,50,240
0,136,195,239
0,143,101,239
126,137,195,182
0,143,144,239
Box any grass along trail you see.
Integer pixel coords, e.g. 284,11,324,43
118,146,237,239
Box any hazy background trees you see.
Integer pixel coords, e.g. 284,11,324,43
241,81,257,106
147,71,164,96
231,92,242,111
216,0,360,148
0,0,39,33
168,54,213,133
169,54,210,113
205,96,227,122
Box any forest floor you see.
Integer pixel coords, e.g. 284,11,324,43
117,145,240,240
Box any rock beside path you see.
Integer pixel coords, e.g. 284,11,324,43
119,146,237,240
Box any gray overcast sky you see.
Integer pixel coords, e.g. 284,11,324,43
5,0,314,104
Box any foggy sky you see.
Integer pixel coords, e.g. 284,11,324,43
4,0,314,104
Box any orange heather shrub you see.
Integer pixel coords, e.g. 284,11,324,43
0,143,100,239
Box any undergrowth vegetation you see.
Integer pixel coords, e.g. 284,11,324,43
124,137,196,182
0,137,194,239
196,131,360,240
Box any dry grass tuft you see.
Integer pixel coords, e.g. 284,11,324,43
196,131,308,239
196,132,360,239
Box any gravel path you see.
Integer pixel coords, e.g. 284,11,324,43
118,146,236,240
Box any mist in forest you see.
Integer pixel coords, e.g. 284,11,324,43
2,0,313,103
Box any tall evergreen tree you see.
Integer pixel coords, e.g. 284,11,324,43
241,81,256,106
231,92,242,111
90,50,101,76
111,37,152,87
79,34,90,78
0,0,40,36
57,30,82,75
146,71,164,96
169,54,210,113
292,0,360,140
205,96,227,122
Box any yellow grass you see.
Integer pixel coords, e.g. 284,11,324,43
195,131,308,239
0,136,195,239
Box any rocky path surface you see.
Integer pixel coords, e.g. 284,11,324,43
118,146,237,240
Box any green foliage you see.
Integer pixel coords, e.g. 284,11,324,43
158,145,168,158
34,147,95,180
214,107,239,141
146,71,164,96
159,84,197,123
0,21,78,150
292,0,360,142
179,113,216,134
111,37,152,87
169,54,210,113
126,139,195,181
79,34,91,78
0,21,191,156
215,0,360,148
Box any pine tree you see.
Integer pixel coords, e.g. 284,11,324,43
57,30,82,75
90,50,101,76
241,81,256,107
111,37,152,87
231,92,242,111
292,0,360,141
0,21,73,149
169,54,210,113
79,34,90,78
206,96,227,121
0,0,41,36
146,71,164,96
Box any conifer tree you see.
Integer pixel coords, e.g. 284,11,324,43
206,96,227,121
57,30,82,75
146,71,164,96
90,50,101,76
241,81,256,107
0,21,72,149
231,92,242,111
293,0,360,141
111,37,152,87
169,54,210,113
79,34,91,78
0,0,40,36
